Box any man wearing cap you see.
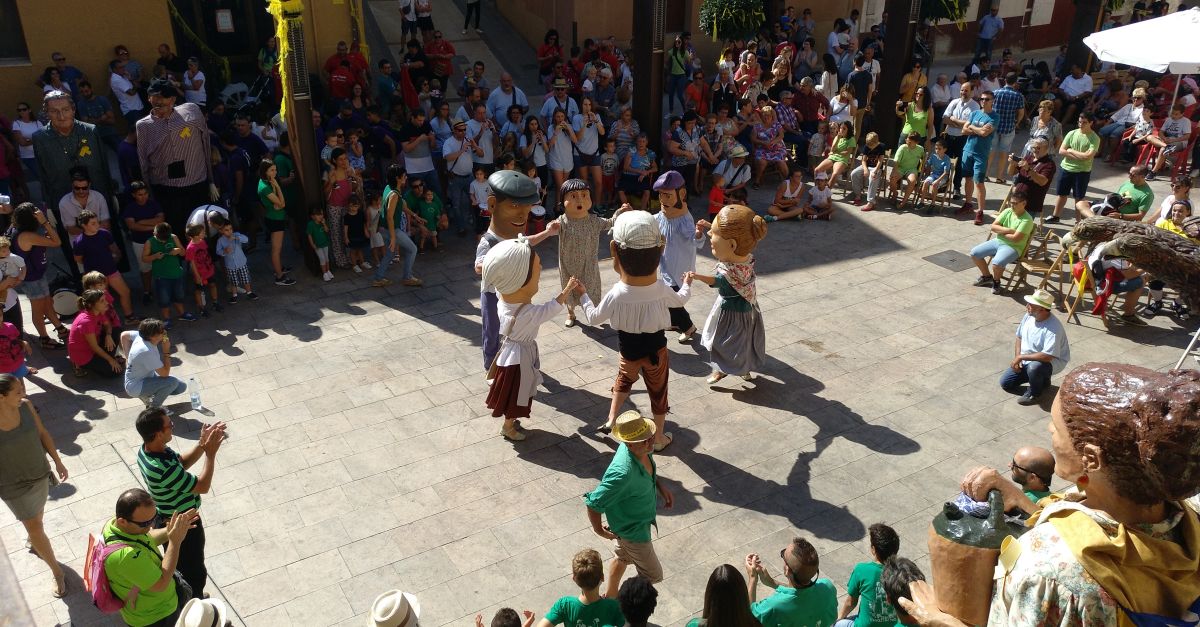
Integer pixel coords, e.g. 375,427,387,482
476,170,559,370
584,410,674,599
713,146,752,196
540,78,580,129
1002,288,1070,405
444,119,483,234
136,79,216,240
652,171,709,343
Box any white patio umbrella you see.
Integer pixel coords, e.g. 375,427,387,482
1083,7,1200,110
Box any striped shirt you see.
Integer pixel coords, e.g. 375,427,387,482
135,102,213,188
136,446,199,516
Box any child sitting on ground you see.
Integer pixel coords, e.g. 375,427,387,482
185,223,221,317
215,221,257,301
306,207,333,282
801,171,834,220
837,524,901,627
81,271,123,331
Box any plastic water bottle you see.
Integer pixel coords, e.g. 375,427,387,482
189,377,202,410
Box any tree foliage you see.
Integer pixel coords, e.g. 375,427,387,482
921,0,969,23
698,0,766,41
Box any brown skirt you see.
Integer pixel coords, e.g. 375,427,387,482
486,364,532,419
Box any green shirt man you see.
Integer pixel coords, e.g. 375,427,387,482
752,580,839,626
1117,180,1153,219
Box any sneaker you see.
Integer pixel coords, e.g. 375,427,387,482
275,275,297,286
764,215,778,222
992,284,1005,295
462,29,468,34
475,28,483,34
180,312,199,322
1172,301,1191,320
361,261,372,270
401,277,424,287
1143,300,1164,318
372,278,392,287
1145,172,1158,181
246,292,259,301
974,209,985,225
323,271,334,282
1017,393,1040,406
1044,215,1060,224
353,265,363,274
228,295,238,305
973,275,994,287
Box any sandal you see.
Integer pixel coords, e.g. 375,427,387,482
39,336,63,350
706,372,727,385
72,366,88,378
51,573,67,599
653,432,674,452
54,326,69,343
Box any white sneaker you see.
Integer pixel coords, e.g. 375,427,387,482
361,261,372,270
323,271,334,282
353,264,363,274
475,28,483,34
461,29,467,34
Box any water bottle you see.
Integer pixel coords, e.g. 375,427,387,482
189,377,202,410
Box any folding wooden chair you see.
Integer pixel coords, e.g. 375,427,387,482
1003,230,1068,296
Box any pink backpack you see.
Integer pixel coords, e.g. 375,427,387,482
83,533,137,613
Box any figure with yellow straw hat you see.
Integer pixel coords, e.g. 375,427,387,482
583,410,674,599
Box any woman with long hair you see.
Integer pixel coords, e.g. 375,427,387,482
537,30,564,90
818,54,839,101
9,204,67,349
520,116,550,187
573,97,606,190
67,290,122,377
40,67,69,95
257,159,294,286
323,147,360,269
667,35,691,113
371,164,422,288
899,60,928,103
686,564,761,627
546,108,578,193
793,37,819,83
896,86,936,150
0,374,69,598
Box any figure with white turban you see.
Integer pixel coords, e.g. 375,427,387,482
482,235,579,441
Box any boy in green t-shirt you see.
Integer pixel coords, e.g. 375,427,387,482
969,188,1035,294
836,523,900,627
888,132,925,210
535,549,624,627
415,187,446,253
306,207,333,282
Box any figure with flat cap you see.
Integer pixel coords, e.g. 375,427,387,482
475,170,559,371
482,235,579,441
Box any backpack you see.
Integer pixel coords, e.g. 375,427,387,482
83,532,132,613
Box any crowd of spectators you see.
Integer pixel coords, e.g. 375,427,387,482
1,3,1199,627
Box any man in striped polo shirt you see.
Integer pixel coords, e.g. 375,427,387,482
135,407,226,599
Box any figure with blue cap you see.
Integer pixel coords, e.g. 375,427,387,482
652,170,710,343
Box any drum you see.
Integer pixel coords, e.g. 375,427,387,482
52,288,79,318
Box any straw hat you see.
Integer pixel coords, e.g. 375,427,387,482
612,410,656,443
368,590,421,627
175,598,228,627
1024,289,1054,310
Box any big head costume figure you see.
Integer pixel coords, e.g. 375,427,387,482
651,170,709,343
695,204,767,383
556,178,630,323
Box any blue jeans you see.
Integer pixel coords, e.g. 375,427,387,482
1000,360,1052,398
668,73,689,112
970,238,1020,267
446,173,472,233
1098,121,1129,139
137,376,188,408
373,228,418,281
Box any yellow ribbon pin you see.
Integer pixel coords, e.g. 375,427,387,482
79,146,92,157
180,127,192,139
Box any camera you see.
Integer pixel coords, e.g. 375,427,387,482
1008,153,1020,162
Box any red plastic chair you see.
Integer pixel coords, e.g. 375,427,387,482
1168,125,1200,178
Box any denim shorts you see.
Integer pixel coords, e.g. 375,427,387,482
18,277,50,299
1112,275,1144,294
962,152,988,183
154,276,186,307
993,131,1016,154
1056,170,1091,200
574,153,598,169
970,238,1020,267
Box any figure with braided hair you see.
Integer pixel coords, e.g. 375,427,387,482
691,204,768,385
903,363,1200,627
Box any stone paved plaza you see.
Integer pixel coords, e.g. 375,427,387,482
5,7,1197,627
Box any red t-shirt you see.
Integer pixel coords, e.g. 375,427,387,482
329,66,355,100
685,83,709,117
323,53,350,77
68,310,103,367
186,240,215,283
424,40,456,78
537,44,563,73
0,323,24,374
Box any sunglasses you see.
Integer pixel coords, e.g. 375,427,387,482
980,97,993,102
1010,458,1050,484
16,107,29,112
334,132,345,137
128,514,158,528
53,57,65,62
73,185,89,191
